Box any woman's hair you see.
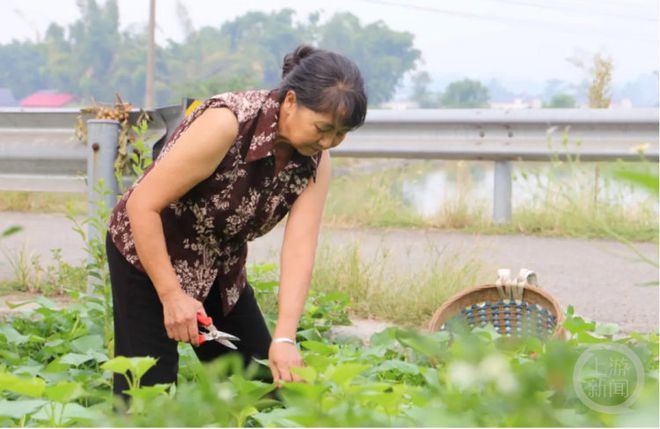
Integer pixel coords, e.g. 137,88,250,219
279,44,367,130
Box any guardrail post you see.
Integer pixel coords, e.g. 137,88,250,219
493,160,512,224
86,120,120,294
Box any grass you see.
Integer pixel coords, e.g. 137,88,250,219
0,158,655,242
325,158,657,243
311,239,489,327
249,239,491,328
0,243,87,296
0,191,86,213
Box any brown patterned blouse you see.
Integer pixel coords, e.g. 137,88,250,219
108,89,322,316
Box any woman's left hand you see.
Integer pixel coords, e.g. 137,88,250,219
268,342,304,387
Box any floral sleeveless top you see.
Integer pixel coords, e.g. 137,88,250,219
108,89,321,316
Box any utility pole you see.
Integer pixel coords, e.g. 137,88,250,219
145,0,156,109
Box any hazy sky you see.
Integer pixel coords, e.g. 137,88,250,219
2,0,658,90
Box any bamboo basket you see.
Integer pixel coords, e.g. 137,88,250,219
428,269,566,340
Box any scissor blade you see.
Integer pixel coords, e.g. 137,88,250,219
209,329,240,341
218,339,238,350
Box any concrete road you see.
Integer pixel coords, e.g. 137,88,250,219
0,211,657,335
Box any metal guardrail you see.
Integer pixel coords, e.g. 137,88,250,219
0,107,658,224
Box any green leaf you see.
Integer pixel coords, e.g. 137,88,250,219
566,305,574,317
101,356,132,375
375,360,420,375
88,350,109,363
523,336,544,354
291,366,317,383
31,402,99,423
70,335,103,353
125,384,170,401
0,325,29,345
554,408,592,427
613,169,659,194
472,323,502,341
34,296,58,309
12,365,44,378
59,353,95,366
300,340,337,355
251,407,301,428
576,332,606,343
0,399,47,419
236,405,258,427
0,372,46,397
279,382,328,402
4,299,36,310
563,315,596,334
45,381,84,403
395,329,444,357
1,225,22,238
101,356,157,383
594,322,620,337
296,328,323,342
326,363,370,385
132,356,158,380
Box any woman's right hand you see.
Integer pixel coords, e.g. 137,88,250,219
159,289,205,346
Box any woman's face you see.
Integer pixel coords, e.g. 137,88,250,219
278,90,352,156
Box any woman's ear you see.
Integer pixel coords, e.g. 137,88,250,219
284,90,297,108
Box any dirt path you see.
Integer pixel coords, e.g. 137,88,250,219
1,212,657,337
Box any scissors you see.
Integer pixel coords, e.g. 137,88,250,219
196,312,240,350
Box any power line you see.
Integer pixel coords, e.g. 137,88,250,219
485,0,658,23
359,0,657,43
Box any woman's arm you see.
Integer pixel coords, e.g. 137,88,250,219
269,150,331,383
125,107,238,345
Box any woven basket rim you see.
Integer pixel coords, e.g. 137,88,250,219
427,283,566,340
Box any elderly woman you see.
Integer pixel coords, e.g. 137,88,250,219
105,44,367,397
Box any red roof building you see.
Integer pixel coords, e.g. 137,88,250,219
20,90,76,107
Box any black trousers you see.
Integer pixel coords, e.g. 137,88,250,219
105,233,273,397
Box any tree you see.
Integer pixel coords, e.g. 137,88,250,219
486,78,514,103
543,93,576,108
410,71,439,108
67,0,121,102
542,79,570,103
439,79,490,108
317,13,420,105
567,51,613,108
587,53,613,108
0,40,46,99
0,8,420,107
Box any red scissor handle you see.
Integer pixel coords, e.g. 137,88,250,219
197,312,213,327
197,312,213,345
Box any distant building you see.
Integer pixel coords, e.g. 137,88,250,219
489,97,542,109
20,90,76,107
380,100,420,110
0,88,18,106
609,98,633,109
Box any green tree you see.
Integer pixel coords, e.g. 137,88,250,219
410,71,439,108
221,10,312,88
439,79,490,108
543,93,576,108
43,23,74,94
67,0,121,102
0,7,420,107
317,13,420,105
0,40,46,99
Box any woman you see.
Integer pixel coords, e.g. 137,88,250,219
105,44,367,397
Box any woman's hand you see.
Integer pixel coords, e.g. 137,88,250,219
268,342,304,387
160,288,205,346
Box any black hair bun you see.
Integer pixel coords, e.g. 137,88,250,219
281,44,317,78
